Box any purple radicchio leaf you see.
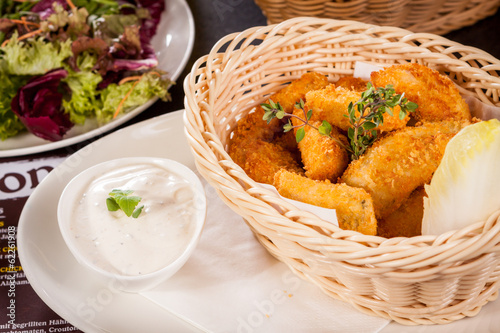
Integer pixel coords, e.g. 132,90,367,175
31,0,69,20
114,0,164,67
111,58,158,72
136,0,164,43
136,0,164,61
11,69,73,142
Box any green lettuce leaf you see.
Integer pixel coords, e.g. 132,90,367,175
97,72,172,124
0,71,28,140
72,0,119,16
62,52,103,125
1,32,73,75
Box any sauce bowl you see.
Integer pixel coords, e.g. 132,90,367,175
57,157,206,293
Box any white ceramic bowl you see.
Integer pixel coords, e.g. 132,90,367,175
57,157,206,293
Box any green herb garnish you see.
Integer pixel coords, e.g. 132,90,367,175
345,83,417,159
262,83,417,160
106,189,144,218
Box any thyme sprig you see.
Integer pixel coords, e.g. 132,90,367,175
346,83,417,158
262,99,350,150
261,83,417,160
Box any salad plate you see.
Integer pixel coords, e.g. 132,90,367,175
0,0,194,158
17,110,500,332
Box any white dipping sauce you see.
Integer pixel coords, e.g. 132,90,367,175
71,163,198,276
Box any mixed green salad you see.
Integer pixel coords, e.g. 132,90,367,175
0,0,172,142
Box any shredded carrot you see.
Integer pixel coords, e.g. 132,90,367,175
118,75,142,85
1,28,43,47
1,29,43,47
17,28,43,40
149,71,162,78
118,71,163,85
114,71,164,117
9,19,40,28
113,80,140,119
66,0,76,10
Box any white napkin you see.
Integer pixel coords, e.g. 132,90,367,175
141,178,389,333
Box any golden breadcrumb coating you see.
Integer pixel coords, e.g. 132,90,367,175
273,130,301,160
370,63,471,122
270,72,329,113
335,76,368,92
230,106,282,143
230,72,330,144
274,169,377,235
229,138,303,185
305,84,409,134
293,117,349,181
228,73,330,185
377,186,426,238
341,120,470,219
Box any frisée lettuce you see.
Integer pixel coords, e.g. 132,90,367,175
62,52,103,125
2,32,73,75
0,0,171,142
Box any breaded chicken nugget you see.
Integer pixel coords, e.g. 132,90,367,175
274,169,377,235
370,63,471,122
341,120,470,219
231,106,282,143
335,76,368,92
228,73,330,185
292,117,349,181
270,72,329,113
305,84,409,134
377,186,426,238
232,72,330,144
273,130,301,160
229,138,304,185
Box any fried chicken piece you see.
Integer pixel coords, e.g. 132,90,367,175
304,84,409,134
377,186,426,238
273,130,301,160
231,106,282,144
291,114,349,181
370,63,471,122
335,76,368,92
228,73,330,184
341,120,470,219
269,72,329,113
274,169,377,235
230,72,329,143
228,107,300,183
229,137,304,185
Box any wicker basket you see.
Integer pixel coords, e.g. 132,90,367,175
183,17,500,325
254,0,500,35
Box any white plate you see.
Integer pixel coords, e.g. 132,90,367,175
17,110,500,332
0,0,194,158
